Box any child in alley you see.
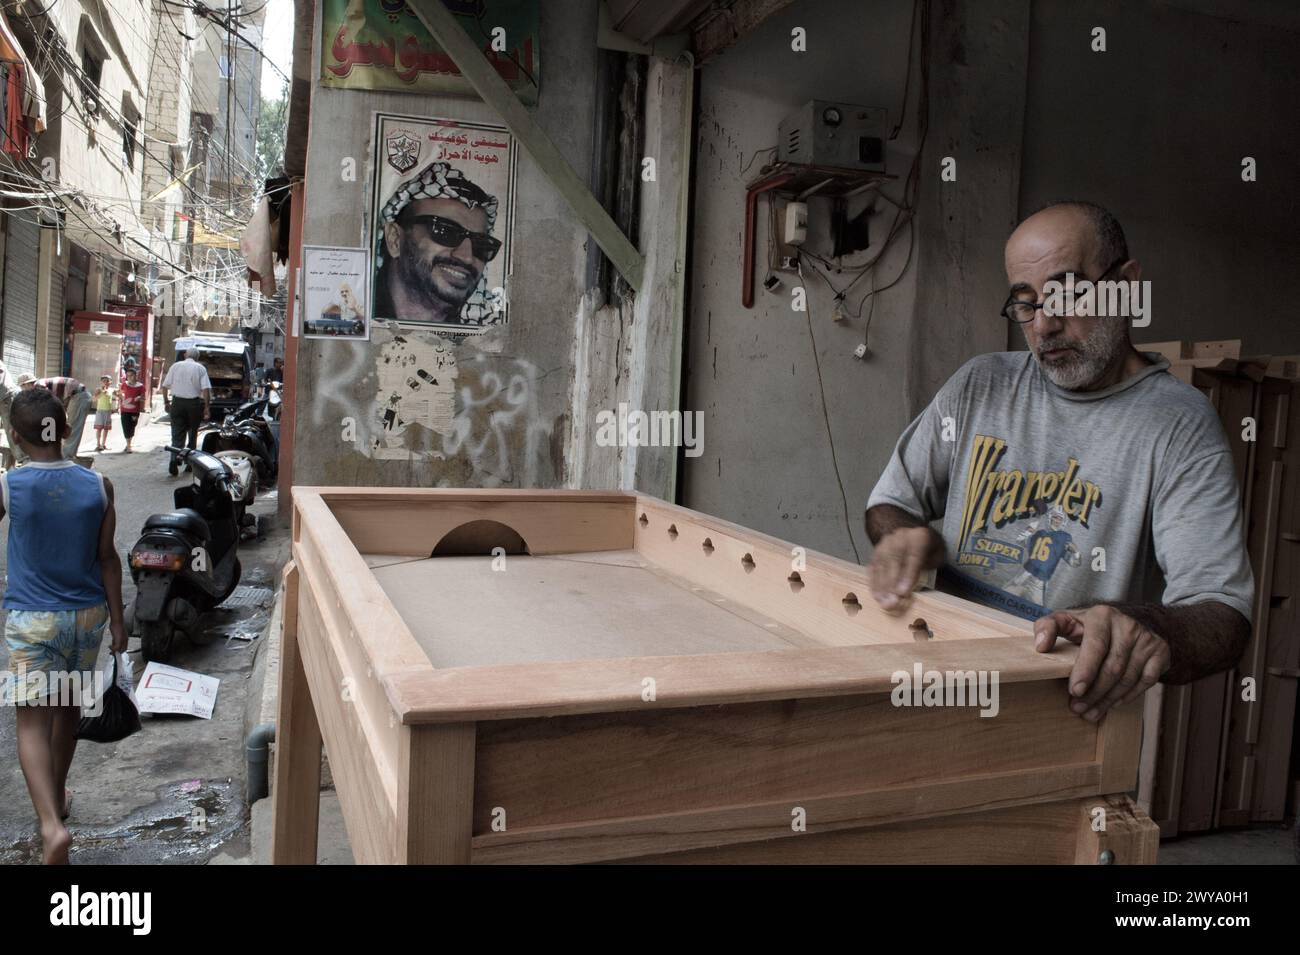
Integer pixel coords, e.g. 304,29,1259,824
0,388,128,863
92,376,117,453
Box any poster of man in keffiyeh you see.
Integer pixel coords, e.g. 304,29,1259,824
370,112,516,332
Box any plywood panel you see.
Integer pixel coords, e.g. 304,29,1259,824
372,552,812,667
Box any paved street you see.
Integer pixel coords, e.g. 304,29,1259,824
0,404,288,864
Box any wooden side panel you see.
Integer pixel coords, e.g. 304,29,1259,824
472,681,1096,835
633,496,1032,647
322,492,636,557
472,763,1101,864
271,561,322,864
615,797,1156,865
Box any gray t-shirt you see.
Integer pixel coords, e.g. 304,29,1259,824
867,351,1254,622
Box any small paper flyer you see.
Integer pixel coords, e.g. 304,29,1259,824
302,245,371,340
135,663,220,719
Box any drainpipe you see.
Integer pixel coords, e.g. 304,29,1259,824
246,722,276,803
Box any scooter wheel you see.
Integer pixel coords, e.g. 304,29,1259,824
217,559,243,606
140,619,175,664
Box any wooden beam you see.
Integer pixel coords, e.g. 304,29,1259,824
693,0,798,64
405,0,646,291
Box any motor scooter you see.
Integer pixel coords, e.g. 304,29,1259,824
127,446,243,662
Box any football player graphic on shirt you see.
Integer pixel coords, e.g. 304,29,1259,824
1002,505,1081,606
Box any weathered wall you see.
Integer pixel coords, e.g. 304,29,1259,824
681,0,1028,563
1017,0,1300,356
293,0,600,489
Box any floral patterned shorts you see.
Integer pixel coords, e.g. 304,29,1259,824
2,604,109,706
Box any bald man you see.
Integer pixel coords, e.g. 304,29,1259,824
864,200,1253,724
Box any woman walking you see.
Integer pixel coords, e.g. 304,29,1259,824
118,366,145,453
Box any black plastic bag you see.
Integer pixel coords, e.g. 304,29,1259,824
77,655,142,743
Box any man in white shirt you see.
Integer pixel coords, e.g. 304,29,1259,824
161,348,212,476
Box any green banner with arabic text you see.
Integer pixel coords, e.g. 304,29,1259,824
321,0,539,103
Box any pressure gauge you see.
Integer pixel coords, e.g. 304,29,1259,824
822,106,843,127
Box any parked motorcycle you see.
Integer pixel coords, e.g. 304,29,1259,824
200,395,277,484
127,446,243,663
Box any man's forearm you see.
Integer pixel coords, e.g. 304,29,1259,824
1102,600,1249,684
865,503,929,545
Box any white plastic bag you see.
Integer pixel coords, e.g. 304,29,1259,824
113,651,136,704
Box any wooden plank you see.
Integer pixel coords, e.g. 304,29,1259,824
389,634,1078,723
1073,795,1159,865
294,560,399,863
270,561,322,864
325,494,636,557
1136,684,1162,816
397,724,476,864
403,0,646,291
633,496,1033,647
472,763,1102,864
470,681,1095,832
622,798,1096,864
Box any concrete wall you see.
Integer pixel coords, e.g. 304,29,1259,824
1017,0,1300,356
293,0,602,489
681,0,1028,563
44,0,153,244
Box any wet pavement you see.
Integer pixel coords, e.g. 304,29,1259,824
0,407,289,864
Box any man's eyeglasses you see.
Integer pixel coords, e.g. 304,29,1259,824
400,213,502,262
1001,257,1127,324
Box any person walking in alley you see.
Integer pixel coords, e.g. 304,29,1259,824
0,361,23,468
92,376,117,452
0,388,128,864
160,348,211,476
20,374,93,461
118,366,145,453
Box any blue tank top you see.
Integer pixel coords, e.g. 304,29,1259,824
1,461,108,611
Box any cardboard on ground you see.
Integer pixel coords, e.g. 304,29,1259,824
135,662,220,719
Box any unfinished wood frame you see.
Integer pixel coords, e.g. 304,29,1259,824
272,488,1156,864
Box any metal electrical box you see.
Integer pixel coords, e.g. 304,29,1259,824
777,100,888,172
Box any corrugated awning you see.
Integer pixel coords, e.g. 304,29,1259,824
0,12,46,132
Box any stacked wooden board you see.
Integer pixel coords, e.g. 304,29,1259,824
272,488,1156,864
1137,340,1300,835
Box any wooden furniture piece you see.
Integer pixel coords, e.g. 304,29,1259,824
272,488,1157,864
1134,344,1300,836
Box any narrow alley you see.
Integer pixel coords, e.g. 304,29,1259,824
0,410,288,864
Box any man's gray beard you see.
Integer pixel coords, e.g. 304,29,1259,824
1032,319,1129,390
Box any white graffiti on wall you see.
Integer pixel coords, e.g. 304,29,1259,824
444,355,551,487
306,331,551,485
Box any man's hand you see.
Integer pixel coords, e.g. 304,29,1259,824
867,526,944,611
203,406,211,421
1034,605,1171,721
109,617,128,654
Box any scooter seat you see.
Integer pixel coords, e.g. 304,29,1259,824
143,508,210,539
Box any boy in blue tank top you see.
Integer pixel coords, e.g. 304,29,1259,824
0,388,126,864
